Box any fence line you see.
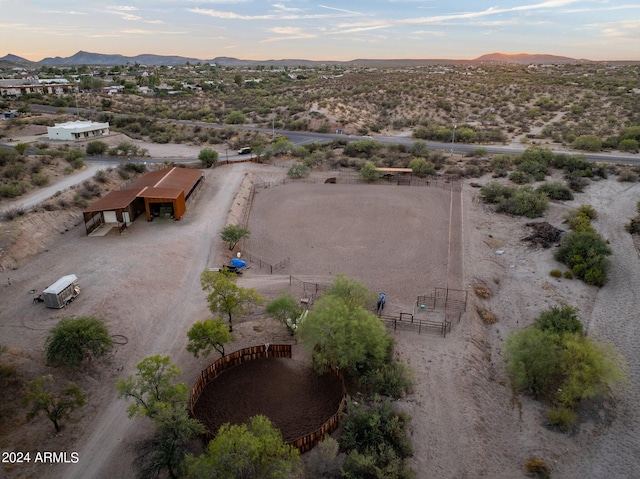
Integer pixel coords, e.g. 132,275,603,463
189,344,346,454
289,275,329,294
242,251,290,274
379,312,452,337
253,175,460,190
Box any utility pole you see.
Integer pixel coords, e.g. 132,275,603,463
450,119,457,155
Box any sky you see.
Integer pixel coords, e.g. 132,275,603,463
2,1,639,62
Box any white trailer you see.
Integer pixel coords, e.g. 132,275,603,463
42,274,80,309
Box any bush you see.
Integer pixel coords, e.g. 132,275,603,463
618,138,639,153
572,134,602,152
549,269,562,278
86,141,108,155
535,305,582,335
31,172,49,186
547,406,577,432
408,157,435,177
360,161,381,181
361,360,414,398
287,162,310,178
480,182,515,203
618,168,639,182
564,271,574,279
509,170,531,184
525,457,552,478
498,187,549,218
94,169,108,183
554,230,612,286
536,182,574,201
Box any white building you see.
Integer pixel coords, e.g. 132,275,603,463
47,121,110,141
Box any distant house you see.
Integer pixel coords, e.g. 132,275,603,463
47,120,110,141
0,79,77,98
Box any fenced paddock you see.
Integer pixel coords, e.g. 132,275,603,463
190,344,346,453
379,311,452,337
242,252,290,274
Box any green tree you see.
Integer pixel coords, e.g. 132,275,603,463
200,269,264,332
298,294,392,377
554,230,612,286
558,334,627,407
324,274,375,311
45,316,114,368
186,415,299,479
23,375,86,432
359,161,381,181
186,319,233,358
503,327,562,397
134,406,205,479
116,355,188,419
408,140,429,157
408,157,436,177
220,224,250,250
225,110,246,124
198,148,218,168
265,293,304,335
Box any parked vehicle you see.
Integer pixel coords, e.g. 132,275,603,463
41,274,80,308
237,147,251,155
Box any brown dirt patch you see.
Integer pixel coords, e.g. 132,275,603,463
192,358,344,443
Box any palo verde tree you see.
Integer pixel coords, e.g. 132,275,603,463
186,318,234,358
116,355,188,419
200,269,264,332
219,224,250,251
45,316,114,368
186,415,300,479
359,161,381,182
23,375,86,432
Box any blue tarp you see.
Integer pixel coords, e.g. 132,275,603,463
231,258,247,268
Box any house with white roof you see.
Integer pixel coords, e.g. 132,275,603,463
47,121,110,141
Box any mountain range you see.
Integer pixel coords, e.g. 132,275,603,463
0,51,608,68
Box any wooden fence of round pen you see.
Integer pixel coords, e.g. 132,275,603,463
189,344,346,453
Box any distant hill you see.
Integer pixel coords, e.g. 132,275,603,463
4,50,633,68
472,52,585,64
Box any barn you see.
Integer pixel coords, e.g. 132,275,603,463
83,167,205,235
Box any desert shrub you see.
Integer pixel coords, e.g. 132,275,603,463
0,148,19,166
119,162,147,174
509,170,531,184
287,162,310,178
547,406,577,433
225,110,246,124
566,171,589,192
344,139,383,159
5,162,25,179
31,172,49,186
525,456,552,478
408,157,436,177
576,204,598,220
549,269,562,278
477,307,498,325
86,141,108,155
535,305,582,335
489,154,513,177
572,134,602,152
618,168,639,182
361,360,414,398
498,187,549,218
618,138,639,153
360,161,381,181
304,437,343,478
464,165,482,178
94,170,108,183
536,182,573,201
554,230,611,286
515,158,548,181
0,182,27,198
64,150,85,169
339,397,413,478
564,271,573,279
2,206,26,220
480,181,515,203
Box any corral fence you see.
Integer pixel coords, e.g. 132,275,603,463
253,174,460,190
379,312,452,337
189,344,346,453
242,252,290,274
289,275,329,295
416,287,468,314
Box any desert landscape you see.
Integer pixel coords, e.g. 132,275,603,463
0,123,639,479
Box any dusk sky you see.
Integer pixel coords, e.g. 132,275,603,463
2,1,639,62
